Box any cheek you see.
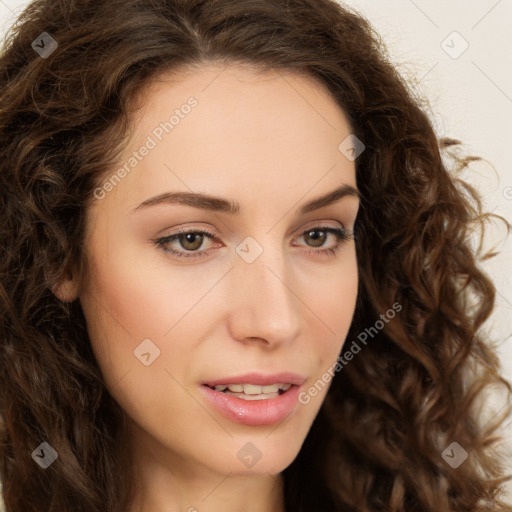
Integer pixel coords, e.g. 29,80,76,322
78,236,173,388
307,252,358,377
79,240,224,395
318,249,358,332
81,224,181,341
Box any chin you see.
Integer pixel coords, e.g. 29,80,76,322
204,433,305,477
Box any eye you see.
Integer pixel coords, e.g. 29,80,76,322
153,225,354,260
295,226,353,257
154,228,218,259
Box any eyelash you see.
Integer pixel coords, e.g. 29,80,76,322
153,225,354,260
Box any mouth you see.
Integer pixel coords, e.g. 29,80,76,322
199,372,306,426
203,382,293,401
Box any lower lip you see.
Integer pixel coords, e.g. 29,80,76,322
199,384,302,426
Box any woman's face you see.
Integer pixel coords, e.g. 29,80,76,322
58,63,359,479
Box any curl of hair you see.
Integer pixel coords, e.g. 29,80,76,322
0,1,510,511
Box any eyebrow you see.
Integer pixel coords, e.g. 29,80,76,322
130,183,360,216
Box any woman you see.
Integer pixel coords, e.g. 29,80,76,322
0,0,510,511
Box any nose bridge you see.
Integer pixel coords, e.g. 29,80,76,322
227,240,302,345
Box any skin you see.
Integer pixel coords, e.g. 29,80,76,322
54,62,360,512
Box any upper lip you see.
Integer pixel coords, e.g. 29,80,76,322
203,372,306,387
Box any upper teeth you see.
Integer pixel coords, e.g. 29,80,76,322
213,383,292,394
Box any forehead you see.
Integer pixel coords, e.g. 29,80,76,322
90,62,357,222
130,61,352,145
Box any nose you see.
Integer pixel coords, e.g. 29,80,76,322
225,245,302,349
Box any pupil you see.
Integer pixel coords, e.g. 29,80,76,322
182,233,202,250
307,229,325,247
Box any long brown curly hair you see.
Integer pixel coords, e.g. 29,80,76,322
1,0,510,510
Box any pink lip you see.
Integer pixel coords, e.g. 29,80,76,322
199,382,303,426
203,372,306,387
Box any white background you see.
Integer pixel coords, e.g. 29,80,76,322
1,0,511,505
